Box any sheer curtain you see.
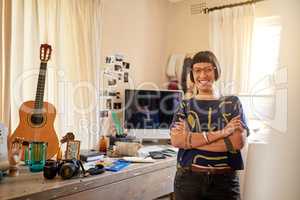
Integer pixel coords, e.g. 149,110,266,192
0,0,12,130
209,4,254,95
10,0,102,149
208,5,255,198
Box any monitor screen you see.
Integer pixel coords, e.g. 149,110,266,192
124,89,183,130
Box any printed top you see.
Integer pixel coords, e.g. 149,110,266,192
171,96,249,170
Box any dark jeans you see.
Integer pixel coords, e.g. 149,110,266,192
174,169,241,200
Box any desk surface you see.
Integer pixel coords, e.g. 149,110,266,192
0,157,177,200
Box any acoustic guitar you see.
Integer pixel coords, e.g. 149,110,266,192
9,44,59,159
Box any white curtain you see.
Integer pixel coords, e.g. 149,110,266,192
10,0,102,149
209,5,255,198
209,5,254,95
0,0,12,130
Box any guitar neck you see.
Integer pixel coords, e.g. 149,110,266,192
34,62,47,110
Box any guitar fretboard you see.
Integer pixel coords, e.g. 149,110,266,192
34,62,47,111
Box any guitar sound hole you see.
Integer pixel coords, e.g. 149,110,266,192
31,114,44,125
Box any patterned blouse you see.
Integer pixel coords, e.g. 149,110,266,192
172,96,249,170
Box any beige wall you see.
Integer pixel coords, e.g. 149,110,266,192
165,0,244,58
101,0,210,88
101,0,169,89
164,0,209,84
166,0,209,54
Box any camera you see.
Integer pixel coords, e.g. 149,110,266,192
58,159,84,179
43,159,85,180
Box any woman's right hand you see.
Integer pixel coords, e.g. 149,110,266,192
222,115,244,137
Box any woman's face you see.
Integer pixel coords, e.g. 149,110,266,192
192,62,215,93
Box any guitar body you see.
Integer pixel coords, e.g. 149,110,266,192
10,101,59,159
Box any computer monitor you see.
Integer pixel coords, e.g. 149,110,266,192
124,89,183,139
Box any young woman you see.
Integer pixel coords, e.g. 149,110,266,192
171,51,249,200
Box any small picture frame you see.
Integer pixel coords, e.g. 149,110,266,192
65,140,80,160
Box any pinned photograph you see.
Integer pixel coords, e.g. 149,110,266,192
106,99,112,109
105,56,115,64
118,73,122,81
114,64,122,71
100,110,109,118
108,92,116,97
113,102,122,110
104,69,115,78
123,62,130,69
115,54,124,62
116,92,121,99
124,72,129,83
108,78,117,86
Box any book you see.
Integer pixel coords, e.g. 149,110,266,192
80,149,105,162
105,160,130,172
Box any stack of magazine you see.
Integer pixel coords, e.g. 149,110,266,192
80,149,105,162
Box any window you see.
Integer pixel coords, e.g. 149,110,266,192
249,16,281,91
239,16,286,141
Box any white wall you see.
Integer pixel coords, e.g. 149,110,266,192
101,0,169,89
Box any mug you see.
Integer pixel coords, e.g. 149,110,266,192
29,141,47,172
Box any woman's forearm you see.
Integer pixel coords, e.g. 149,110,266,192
194,130,247,152
195,139,228,152
170,129,225,149
170,128,245,151
189,130,226,148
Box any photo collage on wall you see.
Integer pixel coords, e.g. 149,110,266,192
99,54,131,119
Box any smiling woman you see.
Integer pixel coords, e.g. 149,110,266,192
170,51,249,200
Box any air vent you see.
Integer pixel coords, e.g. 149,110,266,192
190,2,207,15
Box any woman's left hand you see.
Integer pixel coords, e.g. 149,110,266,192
174,118,188,131
170,119,189,148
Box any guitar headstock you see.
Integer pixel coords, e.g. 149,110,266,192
40,44,52,63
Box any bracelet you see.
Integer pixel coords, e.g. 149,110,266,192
202,131,209,144
206,131,210,144
188,133,193,148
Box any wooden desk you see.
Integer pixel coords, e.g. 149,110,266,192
0,157,176,200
